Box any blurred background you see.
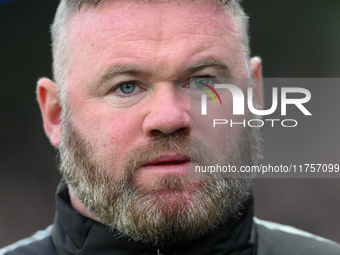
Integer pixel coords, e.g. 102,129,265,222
1,0,339,247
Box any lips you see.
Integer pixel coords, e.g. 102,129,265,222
142,155,190,173
146,155,190,166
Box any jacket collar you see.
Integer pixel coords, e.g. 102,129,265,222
52,179,256,255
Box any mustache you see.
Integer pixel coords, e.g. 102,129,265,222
120,132,215,180
121,132,189,178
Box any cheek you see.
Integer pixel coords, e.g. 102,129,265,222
190,87,248,158
105,115,141,146
68,99,142,148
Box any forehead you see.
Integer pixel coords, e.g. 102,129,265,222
65,0,245,80
68,0,240,48
71,1,237,28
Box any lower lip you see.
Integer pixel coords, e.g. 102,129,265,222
141,161,191,175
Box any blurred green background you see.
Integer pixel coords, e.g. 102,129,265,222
1,0,339,247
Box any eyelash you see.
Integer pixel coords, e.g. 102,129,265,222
192,75,214,80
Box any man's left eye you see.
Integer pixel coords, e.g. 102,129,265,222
193,77,211,89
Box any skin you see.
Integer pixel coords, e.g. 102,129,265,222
38,0,262,221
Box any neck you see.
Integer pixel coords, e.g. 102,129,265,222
68,185,99,221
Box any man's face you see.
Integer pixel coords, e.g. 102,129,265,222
57,0,257,246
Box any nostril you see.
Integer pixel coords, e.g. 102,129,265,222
180,126,190,136
150,130,164,137
149,127,190,137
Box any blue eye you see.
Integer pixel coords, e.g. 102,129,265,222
118,83,136,94
194,77,211,89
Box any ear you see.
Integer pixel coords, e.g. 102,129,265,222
250,56,263,109
37,78,62,147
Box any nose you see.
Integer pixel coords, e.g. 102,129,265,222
142,85,190,137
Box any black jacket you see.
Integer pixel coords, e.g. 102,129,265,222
1,179,340,255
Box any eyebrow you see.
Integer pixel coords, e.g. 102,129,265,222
99,65,145,83
98,58,231,83
184,58,232,77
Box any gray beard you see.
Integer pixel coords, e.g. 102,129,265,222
58,112,261,246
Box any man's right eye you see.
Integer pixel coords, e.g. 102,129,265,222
118,83,136,94
112,82,141,96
